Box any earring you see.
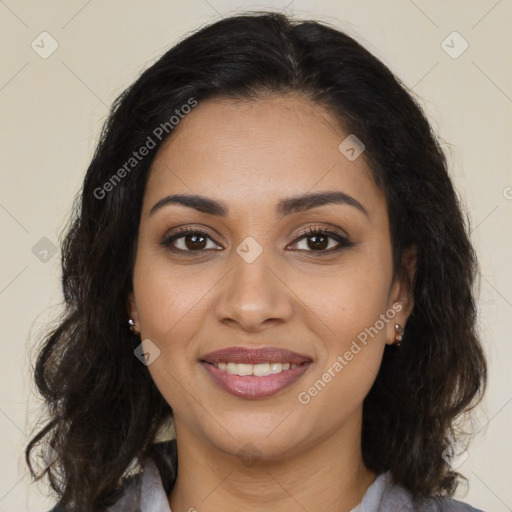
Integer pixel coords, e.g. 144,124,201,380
394,323,403,346
128,318,139,334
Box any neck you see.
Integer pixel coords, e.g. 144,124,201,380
168,408,376,512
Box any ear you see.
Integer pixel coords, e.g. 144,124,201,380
126,291,140,326
385,246,416,346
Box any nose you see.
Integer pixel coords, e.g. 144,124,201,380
214,249,294,332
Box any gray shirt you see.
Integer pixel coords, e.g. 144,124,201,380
104,457,484,512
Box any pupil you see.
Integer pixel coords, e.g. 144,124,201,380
186,234,206,250
309,234,327,250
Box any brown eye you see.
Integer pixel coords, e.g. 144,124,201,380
181,233,207,250
161,227,222,254
290,227,354,253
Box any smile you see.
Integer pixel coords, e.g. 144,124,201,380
211,361,301,376
201,360,312,399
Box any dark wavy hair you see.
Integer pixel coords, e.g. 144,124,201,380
26,11,487,510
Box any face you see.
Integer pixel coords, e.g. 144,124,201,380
128,94,413,460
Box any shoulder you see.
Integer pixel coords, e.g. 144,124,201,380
48,472,143,512
420,496,485,512
376,472,485,512
48,439,177,512
417,497,485,512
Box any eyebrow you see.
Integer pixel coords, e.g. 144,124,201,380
149,191,369,219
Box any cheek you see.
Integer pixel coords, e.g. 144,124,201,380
132,254,213,413
298,255,392,346
133,252,217,343
296,264,389,417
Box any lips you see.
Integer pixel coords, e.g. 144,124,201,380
199,346,313,399
201,361,311,399
200,346,312,365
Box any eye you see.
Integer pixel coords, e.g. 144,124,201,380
160,226,222,254
160,225,354,256
289,226,354,254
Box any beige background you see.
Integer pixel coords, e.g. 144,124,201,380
0,1,511,510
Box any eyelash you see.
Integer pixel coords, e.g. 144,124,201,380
160,225,354,256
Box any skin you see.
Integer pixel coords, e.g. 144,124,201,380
128,94,415,512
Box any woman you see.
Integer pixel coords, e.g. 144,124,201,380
26,11,487,512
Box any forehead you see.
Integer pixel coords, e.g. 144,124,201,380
143,95,384,220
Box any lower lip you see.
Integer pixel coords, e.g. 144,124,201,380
201,361,312,399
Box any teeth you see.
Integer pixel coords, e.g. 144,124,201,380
213,362,299,376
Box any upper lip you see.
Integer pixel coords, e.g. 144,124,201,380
200,346,312,365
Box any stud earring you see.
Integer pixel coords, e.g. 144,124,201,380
128,318,139,334
394,323,403,346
